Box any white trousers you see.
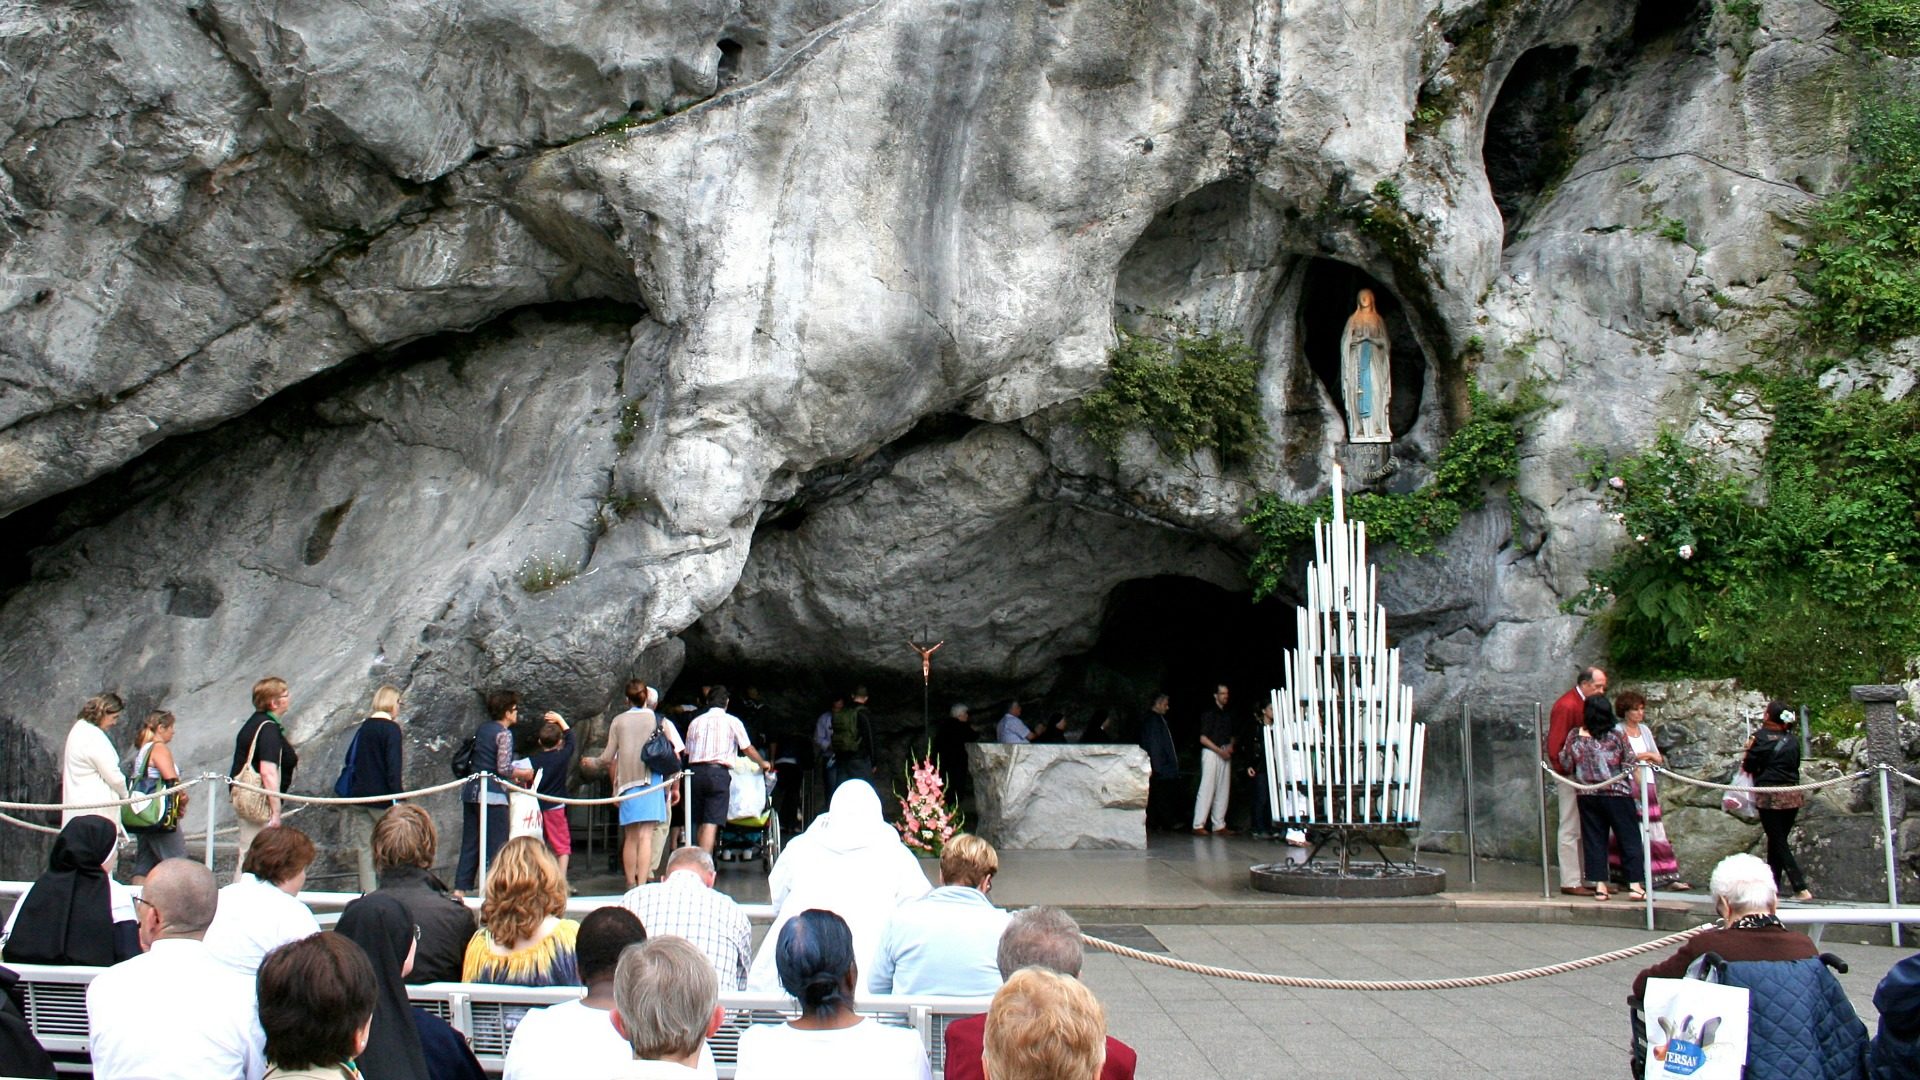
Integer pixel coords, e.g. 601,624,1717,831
1193,752,1231,830
1555,775,1583,888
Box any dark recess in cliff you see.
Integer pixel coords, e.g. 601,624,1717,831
1483,46,1589,243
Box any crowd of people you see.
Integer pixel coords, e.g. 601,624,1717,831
4,666,1134,1079
2,669,1912,1078
1544,667,1814,902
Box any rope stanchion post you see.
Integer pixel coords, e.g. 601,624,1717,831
477,774,490,900
204,774,218,871
1534,701,1550,899
1461,701,1476,885
1638,762,1654,932
1880,765,1903,948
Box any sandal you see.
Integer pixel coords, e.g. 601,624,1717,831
1594,888,1610,902
1626,886,1647,902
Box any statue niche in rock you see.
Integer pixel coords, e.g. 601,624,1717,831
1340,290,1392,444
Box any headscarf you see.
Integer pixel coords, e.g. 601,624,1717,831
7,817,118,965
335,893,431,1080
806,780,904,855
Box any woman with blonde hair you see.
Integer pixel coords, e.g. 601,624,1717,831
461,837,580,987
339,684,407,892
127,710,190,884
984,967,1108,1080
61,693,129,831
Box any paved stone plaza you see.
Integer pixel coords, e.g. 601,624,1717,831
1080,920,1904,1080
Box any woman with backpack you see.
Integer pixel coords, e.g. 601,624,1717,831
338,685,406,893
584,680,684,887
125,710,189,884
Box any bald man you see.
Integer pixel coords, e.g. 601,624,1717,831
87,859,266,1080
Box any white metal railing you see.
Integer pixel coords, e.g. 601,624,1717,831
0,963,987,1079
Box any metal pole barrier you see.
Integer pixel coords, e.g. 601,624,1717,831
477,774,490,900
1638,763,1655,932
204,775,218,871
682,769,694,849
1462,702,1477,885
1534,702,1550,899
1880,765,1903,948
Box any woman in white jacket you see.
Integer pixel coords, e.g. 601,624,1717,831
62,693,129,830
746,780,930,994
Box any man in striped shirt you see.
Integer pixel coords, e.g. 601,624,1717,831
684,685,770,854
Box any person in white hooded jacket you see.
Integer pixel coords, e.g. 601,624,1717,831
745,780,930,994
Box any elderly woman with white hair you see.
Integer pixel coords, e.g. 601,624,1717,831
1631,852,1820,1000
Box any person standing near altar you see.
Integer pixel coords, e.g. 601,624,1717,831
1192,685,1235,835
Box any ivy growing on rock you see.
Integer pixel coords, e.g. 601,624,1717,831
1077,324,1263,467
1568,370,1920,725
1799,79,1920,346
1242,380,1546,601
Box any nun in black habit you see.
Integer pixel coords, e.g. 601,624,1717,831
335,891,484,1080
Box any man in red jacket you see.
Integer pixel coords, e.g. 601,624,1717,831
942,906,1137,1080
1547,666,1607,895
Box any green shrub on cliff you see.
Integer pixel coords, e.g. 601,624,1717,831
1800,83,1920,346
1569,372,1920,719
1078,325,1263,467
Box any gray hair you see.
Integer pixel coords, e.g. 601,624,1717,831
997,906,1083,979
144,858,219,936
1710,852,1778,915
614,936,717,1061
664,846,714,876
950,703,970,719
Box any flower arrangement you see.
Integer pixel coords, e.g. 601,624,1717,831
896,746,963,856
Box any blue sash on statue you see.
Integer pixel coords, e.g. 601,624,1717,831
1356,341,1374,418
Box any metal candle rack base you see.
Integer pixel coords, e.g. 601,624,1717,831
1248,825,1447,897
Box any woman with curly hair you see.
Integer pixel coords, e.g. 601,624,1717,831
61,693,129,831
461,837,580,987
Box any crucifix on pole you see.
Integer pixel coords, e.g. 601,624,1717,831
908,634,943,745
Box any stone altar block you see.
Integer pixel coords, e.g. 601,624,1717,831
968,744,1149,850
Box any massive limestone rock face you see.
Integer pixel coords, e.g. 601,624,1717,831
0,0,1898,880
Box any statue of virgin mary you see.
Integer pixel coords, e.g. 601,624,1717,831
1340,289,1392,443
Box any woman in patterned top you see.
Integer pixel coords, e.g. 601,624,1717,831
461,837,580,987
1558,695,1645,903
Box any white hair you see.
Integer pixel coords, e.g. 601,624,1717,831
950,703,970,719
1710,852,1778,915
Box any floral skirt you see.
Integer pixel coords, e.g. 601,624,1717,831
1608,776,1680,883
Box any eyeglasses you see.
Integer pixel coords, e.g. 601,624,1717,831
413,925,423,943
132,895,156,916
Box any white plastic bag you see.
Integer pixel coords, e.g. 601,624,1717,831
1642,975,1749,1079
509,767,544,839
727,759,767,823
1722,769,1759,821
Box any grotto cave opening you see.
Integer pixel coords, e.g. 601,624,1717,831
1050,574,1296,745
1296,259,1424,439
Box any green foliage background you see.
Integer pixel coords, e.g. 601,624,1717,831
1077,325,1263,466
1569,373,1920,723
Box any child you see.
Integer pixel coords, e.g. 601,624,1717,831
527,712,576,882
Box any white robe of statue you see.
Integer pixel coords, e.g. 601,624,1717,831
1340,289,1392,443
745,780,932,994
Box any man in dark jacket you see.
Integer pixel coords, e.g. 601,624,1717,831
1138,693,1181,832
370,804,477,984
1870,952,1920,1079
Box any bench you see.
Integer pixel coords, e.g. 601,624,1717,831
2,962,987,1078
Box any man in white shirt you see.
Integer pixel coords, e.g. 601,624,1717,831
203,825,321,976
609,936,723,1079
86,858,266,1080
621,847,752,990
505,907,717,1080
870,834,1009,997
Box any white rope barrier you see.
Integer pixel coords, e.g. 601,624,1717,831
1082,922,1718,990
1538,760,1874,795
489,771,686,806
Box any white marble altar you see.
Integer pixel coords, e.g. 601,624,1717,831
968,743,1149,850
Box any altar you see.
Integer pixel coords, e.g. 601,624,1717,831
967,743,1149,850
